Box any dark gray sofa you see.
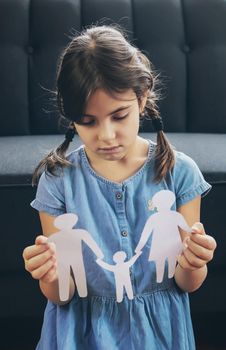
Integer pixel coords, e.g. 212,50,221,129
0,0,226,349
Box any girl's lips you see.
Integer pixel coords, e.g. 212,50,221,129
98,146,122,154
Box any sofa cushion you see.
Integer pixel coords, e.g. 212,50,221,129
183,0,226,133
164,133,226,184
1,0,226,136
0,135,81,186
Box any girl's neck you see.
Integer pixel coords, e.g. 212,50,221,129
84,137,149,183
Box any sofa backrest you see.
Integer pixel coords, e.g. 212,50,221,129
1,0,226,136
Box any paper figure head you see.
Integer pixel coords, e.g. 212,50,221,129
113,251,127,263
54,213,78,230
152,190,175,211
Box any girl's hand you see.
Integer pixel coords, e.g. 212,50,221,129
178,222,217,271
23,235,58,284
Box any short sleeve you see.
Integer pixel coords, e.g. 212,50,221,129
30,171,65,216
173,151,212,208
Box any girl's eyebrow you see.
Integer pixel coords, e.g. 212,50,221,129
83,105,131,118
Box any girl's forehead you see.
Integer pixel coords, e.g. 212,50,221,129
84,88,137,114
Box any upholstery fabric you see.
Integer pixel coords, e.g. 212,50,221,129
1,0,226,136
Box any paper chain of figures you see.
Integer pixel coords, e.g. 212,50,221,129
48,190,192,302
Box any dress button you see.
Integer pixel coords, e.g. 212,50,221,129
121,230,128,237
115,192,122,199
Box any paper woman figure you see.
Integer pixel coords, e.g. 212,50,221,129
96,251,141,303
135,190,192,283
48,213,104,301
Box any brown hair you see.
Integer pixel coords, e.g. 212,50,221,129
32,25,174,184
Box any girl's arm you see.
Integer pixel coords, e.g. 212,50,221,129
23,211,75,305
174,196,216,292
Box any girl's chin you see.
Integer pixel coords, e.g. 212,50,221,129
99,153,125,161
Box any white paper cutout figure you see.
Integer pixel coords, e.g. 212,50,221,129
135,190,192,283
96,251,141,303
48,213,104,301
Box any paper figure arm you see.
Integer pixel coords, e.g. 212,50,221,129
177,213,192,233
127,251,142,267
82,231,104,259
135,217,153,253
96,259,114,272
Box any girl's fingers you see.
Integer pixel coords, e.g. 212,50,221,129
179,227,217,271
41,265,58,284
177,254,197,271
35,235,48,245
23,237,56,272
25,249,56,272
23,236,56,261
185,237,214,262
182,246,206,268
30,257,57,280
23,243,48,262
190,233,217,251
191,222,206,235
23,235,48,261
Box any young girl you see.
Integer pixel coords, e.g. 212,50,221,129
23,25,216,349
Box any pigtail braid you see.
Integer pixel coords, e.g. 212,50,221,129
154,126,175,182
32,124,75,185
143,91,175,182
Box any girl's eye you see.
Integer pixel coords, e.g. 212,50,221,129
77,113,129,126
78,118,95,126
113,113,128,121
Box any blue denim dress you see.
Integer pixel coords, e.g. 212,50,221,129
31,140,211,350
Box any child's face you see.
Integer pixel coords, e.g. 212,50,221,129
74,88,146,163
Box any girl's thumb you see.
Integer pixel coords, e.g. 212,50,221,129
191,222,205,235
35,235,48,245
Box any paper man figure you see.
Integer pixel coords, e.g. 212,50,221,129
48,213,104,301
96,251,141,303
135,190,192,283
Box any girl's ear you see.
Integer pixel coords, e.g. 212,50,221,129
73,122,78,131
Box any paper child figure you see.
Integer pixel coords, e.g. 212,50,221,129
135,190,192,283
96,251,141,303
48,213,104,301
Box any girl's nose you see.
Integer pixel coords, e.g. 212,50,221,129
98,122,116,142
